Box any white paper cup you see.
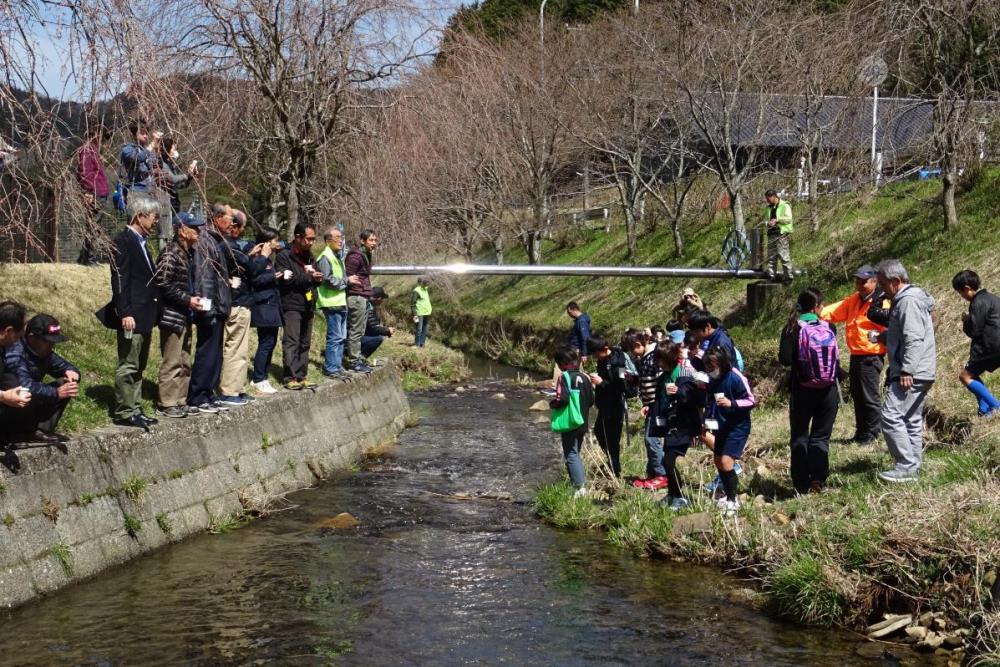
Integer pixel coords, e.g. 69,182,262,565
868,330,880,343
617,367,627,379
283,270,293,280
714,392,725,402
17,387,30,399
705,419,720,431
667,383,677,391
124,329,133,340
200,297,213,312
304,264,314,273
231,276,242,289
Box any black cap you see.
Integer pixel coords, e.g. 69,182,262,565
371,286,388,299
27,314,68,343
174,212,206,228
854,265,877,279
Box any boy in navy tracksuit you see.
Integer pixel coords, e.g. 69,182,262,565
702,346,755,516
647,342,709,511
952,270,1000,417
550,345,595,496
587,333,638,477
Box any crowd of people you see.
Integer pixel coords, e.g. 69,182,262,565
0,119,437,444
549,260,1000,517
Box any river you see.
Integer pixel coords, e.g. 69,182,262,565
0,372,933,665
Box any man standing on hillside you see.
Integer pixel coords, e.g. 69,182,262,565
119,119,157,202
875,259,936,483
345,228,378,374
566,301,592,367
764,189,793,283
821,265,888,444
411,276,432,348
106,196,161,430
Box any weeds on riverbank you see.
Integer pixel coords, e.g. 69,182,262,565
534,403,1000,659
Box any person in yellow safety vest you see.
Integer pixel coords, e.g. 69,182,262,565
764,189,793,283
411,276,433,348
316,227,361,378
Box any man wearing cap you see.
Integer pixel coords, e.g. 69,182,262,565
362,286,395,360
218,208,255,406
821,265,889,444
105,196,161,430
764,189,793,282
2,314,80,442
155,212,205,419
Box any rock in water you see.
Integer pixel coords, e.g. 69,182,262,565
673,512,714,536
867,614,912,638
906,625,929,641
491,392,506,400
529,400,549,412
314,513,360,529
855,642,884,660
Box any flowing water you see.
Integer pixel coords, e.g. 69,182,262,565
0,373,935,666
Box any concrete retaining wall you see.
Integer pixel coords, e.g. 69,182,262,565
0,366,410,610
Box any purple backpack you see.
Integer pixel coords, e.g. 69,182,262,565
797,320,838,388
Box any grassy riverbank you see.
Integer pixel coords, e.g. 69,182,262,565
0,263,468,432
425,171,1000,661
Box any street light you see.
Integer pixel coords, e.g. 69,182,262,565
539,0,547,46
860,56,888,185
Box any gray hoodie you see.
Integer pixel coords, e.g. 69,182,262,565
886,283,936,382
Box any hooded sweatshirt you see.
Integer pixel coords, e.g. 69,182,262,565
885,284,936,382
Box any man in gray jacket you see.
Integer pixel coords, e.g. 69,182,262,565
876,259,936,482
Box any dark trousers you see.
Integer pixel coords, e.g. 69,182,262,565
282,310,313,381
252,327,279,382
789,383,839,492
3,389,69,439
188,317,224,406
361,335,384,358
593,409,624,476
849,354,884,442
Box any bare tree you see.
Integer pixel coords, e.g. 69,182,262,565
887,0,1000,230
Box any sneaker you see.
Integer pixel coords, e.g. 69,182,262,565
156,405,188,419
210,400,230,412
251,380,278,395
185,406,203,417
704,473,721,495
572,486,588,499
323,369,345,379
716,497,740,517
194,403,220,414
878,468,919,483
217,395,249,407
351,361,373,374
284,380,304,390
809,480,824,494
239,392,256,402
645,476,669,490
669,497,691,512
300,379,317,389
632,477,653,489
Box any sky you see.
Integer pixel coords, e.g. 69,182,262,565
23,0,465,102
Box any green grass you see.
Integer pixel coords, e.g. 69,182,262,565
764,554,848,627
155,512,173,535
209,512,250,534
121,475,149,504
50,543,74,578
123,514,142,538
2,514,14,527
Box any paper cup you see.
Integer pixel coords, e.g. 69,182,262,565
617,367,627,379
124,329,133,340
231,276,242,289
17,387,30,399
283,270,293,280
304,264,314,273
666,383,677,391
201,297,213,312
714,392,725,400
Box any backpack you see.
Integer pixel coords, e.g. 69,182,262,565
797,321,838,388
733,346,745,372
551,372,586,432
112,182,127,212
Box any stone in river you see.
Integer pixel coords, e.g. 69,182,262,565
867,614,912,638
491,393,506,400
855,642,885,660
529,400,549,411
314,513,361,529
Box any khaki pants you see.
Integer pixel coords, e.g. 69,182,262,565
114,330,152,420
158,326,192,408
767,232,792,278
219,306,251,396
345,295,368,363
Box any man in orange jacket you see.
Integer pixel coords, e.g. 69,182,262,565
821,265,888,444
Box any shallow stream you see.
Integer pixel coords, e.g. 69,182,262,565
0,372,935,665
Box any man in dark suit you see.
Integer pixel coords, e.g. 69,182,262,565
108,196,161,428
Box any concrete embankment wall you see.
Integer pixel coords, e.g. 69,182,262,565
0,367,409,610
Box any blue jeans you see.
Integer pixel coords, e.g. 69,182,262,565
322,308,347,374
361,335,384,358
415,315,430,347
561,429,586,488
644,417,666,478
252,327,278,382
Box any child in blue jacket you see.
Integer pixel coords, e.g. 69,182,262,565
702,346,755,516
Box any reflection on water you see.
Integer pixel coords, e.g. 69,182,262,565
0,386,932,666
